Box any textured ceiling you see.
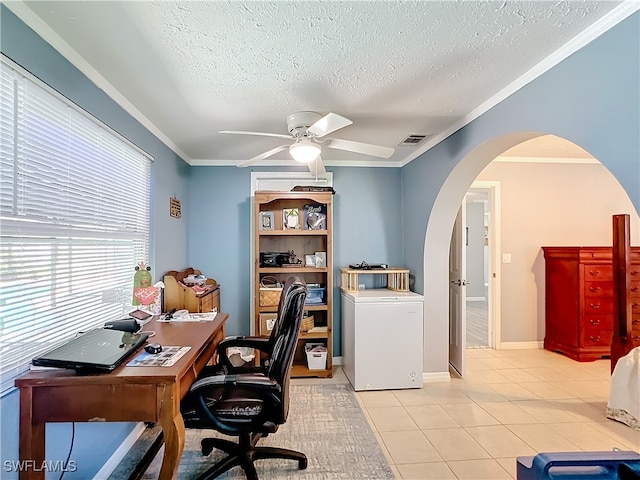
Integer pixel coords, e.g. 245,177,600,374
9,1,634,167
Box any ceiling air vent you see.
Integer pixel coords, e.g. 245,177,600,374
398,134,429,146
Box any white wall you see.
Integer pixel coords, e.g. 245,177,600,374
477,160,640,344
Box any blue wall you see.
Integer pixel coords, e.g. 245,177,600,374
1,5,190,479
187,166,403,355
401,11,640,375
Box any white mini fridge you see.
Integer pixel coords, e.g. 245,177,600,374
341,289,423,391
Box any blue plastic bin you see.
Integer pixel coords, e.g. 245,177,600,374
517,451,640,480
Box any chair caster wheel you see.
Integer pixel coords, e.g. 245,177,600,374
201,439,214,456
299,458,308,470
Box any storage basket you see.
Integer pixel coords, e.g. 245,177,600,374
305,343,327,370
259,288,282,307
301,314,314,332
305,286,326,305
259,276,282,307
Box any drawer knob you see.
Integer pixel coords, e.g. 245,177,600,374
589,286,601,293
633,319,640,325
634,336,640,341
633,303,640,309
589,270,601,277
589,335,601,342
631,271,640,276
589,303,601,309
589,319,601,326
631,287,639,293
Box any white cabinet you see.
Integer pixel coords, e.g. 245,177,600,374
341,289,423,391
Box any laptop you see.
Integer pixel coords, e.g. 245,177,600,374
32,328,149,372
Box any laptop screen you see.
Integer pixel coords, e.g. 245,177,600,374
32,328,148,372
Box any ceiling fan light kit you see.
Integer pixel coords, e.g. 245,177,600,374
289,139,321,163
220,111,395,173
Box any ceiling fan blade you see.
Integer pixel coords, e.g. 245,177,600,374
220,130,293,140
325,138,394,158
307,156,326,176
238,145,289,167
307,113,353,138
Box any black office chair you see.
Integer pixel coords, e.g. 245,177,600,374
181,276,308,480
212,277,296,374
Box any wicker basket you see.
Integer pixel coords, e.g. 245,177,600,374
259,288,282,307
301,315,314,332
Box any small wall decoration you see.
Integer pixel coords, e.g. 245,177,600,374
259,211,274,230
283,208,300,229
170,196,181,218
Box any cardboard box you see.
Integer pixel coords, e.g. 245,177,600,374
259,313,277,336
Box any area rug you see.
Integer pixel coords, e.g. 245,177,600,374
112,383,395,479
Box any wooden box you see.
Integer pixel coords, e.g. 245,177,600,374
163,267,220,313
259,313,277,336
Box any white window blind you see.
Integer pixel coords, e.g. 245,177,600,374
0,57,152,393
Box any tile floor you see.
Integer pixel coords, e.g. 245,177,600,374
297,348,640,480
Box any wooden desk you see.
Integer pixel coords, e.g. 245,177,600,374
15,314,228,480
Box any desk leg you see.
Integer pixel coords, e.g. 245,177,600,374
157,384,185,480
19,387,45,480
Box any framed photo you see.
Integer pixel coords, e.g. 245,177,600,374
315,251,327,268
305,254,316,267
283,208,300,229
259,211,274,230
303,203,327,230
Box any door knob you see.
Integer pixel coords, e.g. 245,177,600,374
450,280,469,286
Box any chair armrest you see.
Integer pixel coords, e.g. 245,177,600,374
217,336,270,369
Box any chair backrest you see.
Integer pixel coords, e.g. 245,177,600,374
266,276,298,349
266,276,307,422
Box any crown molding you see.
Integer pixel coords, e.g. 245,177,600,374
399,1,640,167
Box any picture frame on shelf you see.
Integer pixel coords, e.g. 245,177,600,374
305,254,316,267
259,211,274,230
315,251,327,268
283,208,300,229
303,203,327,230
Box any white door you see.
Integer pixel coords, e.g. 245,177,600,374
449,203,467,376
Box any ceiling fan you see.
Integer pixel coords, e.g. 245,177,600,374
219,111,395,175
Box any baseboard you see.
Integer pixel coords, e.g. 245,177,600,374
466,297,486,301
332,356,342,366
499,341,543,349
422,371,451,383
93,422,146,480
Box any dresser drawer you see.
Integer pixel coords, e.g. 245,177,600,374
582,265,612,281
584,281,613,297
584,314,613,331
583,298,613,314
580,330,613,347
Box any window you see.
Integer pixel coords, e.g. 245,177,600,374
0,56,152,392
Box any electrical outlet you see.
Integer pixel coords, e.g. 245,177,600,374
358,284,366,290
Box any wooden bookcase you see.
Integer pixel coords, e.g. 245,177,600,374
253,191,333,378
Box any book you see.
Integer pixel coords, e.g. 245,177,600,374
303,203,326,230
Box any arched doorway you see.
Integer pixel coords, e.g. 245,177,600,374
422,132,640,379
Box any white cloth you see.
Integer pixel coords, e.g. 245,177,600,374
606,346,640,431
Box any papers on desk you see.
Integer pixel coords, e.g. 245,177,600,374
126,346,191,367
159,311,217,323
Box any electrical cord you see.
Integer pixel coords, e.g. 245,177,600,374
59,422,75,480
139,330,155,338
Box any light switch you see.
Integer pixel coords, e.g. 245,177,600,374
502,253,512,263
